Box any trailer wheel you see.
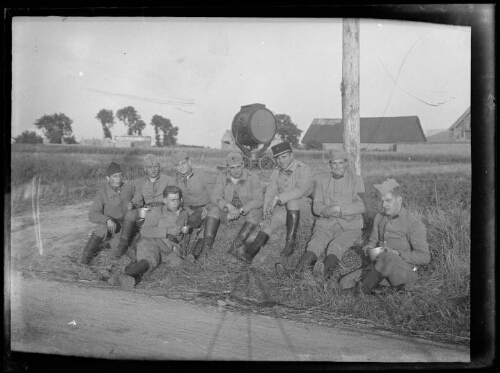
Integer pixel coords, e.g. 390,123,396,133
242,156,252,169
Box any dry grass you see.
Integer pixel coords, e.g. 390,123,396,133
10,145,471,345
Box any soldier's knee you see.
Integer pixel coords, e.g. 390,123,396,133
286,199,300,210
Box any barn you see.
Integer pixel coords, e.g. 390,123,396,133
301,116,427,151
448,107,471,142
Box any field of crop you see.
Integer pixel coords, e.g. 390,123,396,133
9,143,471,345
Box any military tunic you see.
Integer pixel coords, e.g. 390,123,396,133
307,171,365,258
132,173,175,208
262,159,314,235
208,168,263,224
88,182,136,239
136,205,189,270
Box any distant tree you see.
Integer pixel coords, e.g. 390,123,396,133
34,113,74,144
304,139,323,150
151,115,178,146
275,114,303,148
116,106,144,135
14,130,43,144
63,135,78,144
96,109,115,139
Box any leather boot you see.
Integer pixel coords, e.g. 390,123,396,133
80,232,103,265
228,222,257,255
293,251,318,276
186,238,204,262
280,210,300,257
231,231,269,264
313,254,340,278
202,217,220,252
116,220,136,258
124,259,150,276
359,268,385,294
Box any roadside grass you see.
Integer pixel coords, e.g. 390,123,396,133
10,145,471,344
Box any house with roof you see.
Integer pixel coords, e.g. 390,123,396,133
448,107,471,142
301,116,427,151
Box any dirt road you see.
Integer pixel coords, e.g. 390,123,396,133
7,201,469,362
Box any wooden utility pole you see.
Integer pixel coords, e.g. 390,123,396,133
341,19,361,175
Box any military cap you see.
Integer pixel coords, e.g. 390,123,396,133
106,161,123,176
143,154,160,167
173,151,189,165
374,178,400,196
226,152,244,166
271,141,292,157
329,150,348,161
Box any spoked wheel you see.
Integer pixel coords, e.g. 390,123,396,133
259,155,275,170
242,156,252,169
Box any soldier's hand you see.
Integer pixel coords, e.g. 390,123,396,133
201,207,208,220
167,226,182,236
259,218,271,231
106,218,117,235
384,247,400,256
362,245,373,255
127,202,134,211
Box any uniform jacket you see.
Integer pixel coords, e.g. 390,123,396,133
264,159,313,206
368,207,430,265
313,171,366,230
211,168,263,212
173,169,214,207
141,205,189,253
132,174,174,207
88,183,135,225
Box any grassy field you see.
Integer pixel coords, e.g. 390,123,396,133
9,144,471,344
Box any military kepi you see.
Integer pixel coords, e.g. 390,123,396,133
330,150,348,161
173,151,189,165
106,161,123,176
226,152,244,166
271,141,292,157
374,178,399,196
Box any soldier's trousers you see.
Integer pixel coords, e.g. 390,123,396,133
136,237,183,272
306,218,362,259
262,198,312,236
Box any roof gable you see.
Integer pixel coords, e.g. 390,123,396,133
448,107,471,131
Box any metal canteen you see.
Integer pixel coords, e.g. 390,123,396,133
138,206,151,219
367,246,385,262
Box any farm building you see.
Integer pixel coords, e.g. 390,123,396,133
301,116,427,151
114,135,152,148
80,138,115,146
448,107,471,142
221,130,281,150
426,129,450,142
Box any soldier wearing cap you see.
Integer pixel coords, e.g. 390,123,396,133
275,150,366,278
340,178,430,294
186,152,264,262
231,141,313,264
171,151,216,257
108,185,189,287
80,161,136,264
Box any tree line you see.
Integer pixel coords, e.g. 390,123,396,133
14,108,320,150
14,106,179,147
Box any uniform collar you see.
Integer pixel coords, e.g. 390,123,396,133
225,168,248,183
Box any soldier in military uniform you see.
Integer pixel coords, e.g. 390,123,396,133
171,151,216,260
231,141,313,264
198,152,264,261
108,185,189,287
275,151,366,277
125,154,175,258
80,161,136,264
340,178,430,294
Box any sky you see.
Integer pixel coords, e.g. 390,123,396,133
11,17,471,148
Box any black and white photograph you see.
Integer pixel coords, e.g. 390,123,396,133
4,5,495,370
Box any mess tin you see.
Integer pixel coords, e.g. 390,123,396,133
367,246,385,262
138,206,152,219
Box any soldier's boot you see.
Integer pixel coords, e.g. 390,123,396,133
115,220,136,258
313,254,340,278
280,210,300,257
201,217,220,253
227,222,257,256
236,231,270,264
275,251,317,278
186,238,205,263
108,259,150,287
359,268,385,294
80,232,103,265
